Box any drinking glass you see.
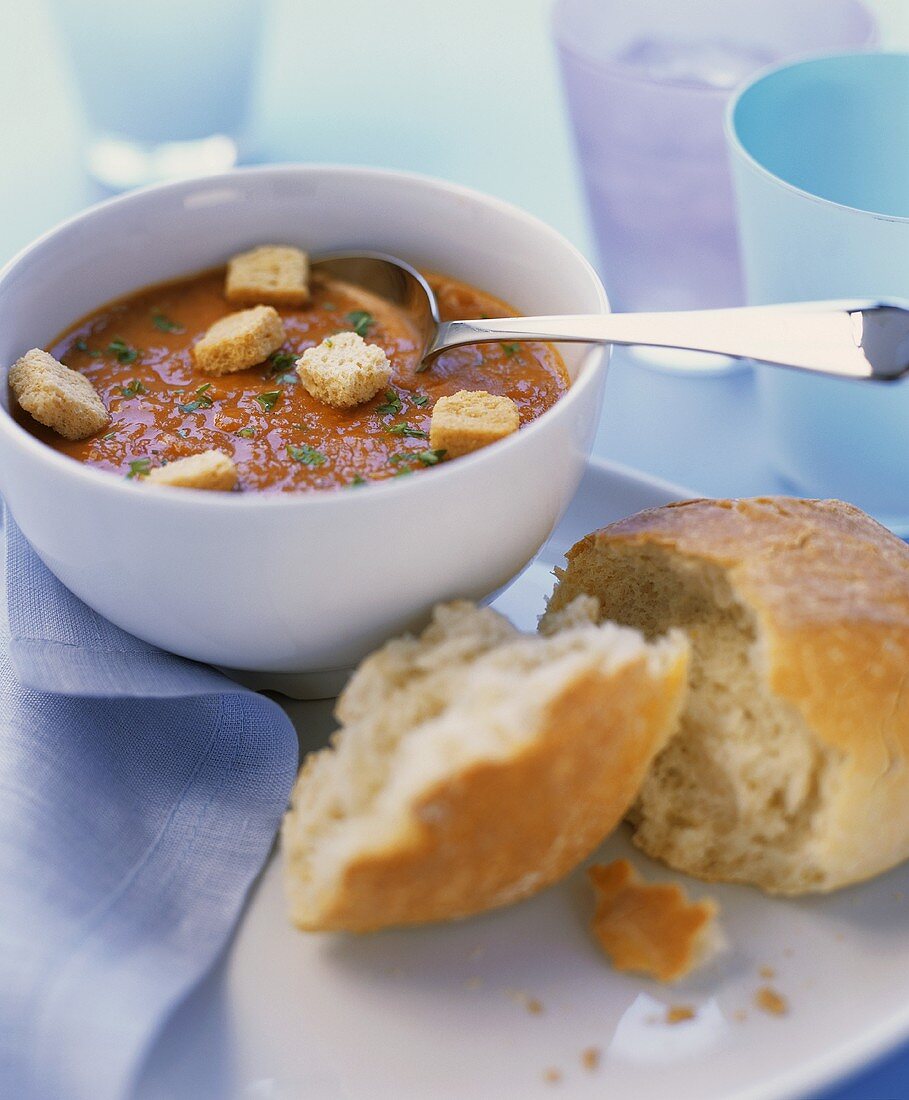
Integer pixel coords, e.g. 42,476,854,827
553,0,876,374
50,0,265,191
728,52,909,535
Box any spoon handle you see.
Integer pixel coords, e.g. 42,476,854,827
421,299,909,382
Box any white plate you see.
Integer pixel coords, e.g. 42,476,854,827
137,459,909,1100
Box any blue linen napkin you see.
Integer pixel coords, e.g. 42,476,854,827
0,510,299,1100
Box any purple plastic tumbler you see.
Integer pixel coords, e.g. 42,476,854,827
553,0,877,373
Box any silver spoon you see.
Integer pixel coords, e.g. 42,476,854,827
312,252,909,382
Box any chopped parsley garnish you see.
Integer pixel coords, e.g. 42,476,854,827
276,373,298,385
390,448,446,468
75,339,102,357
416,448,446,465
256,390,282,412
349,474,368,487
178,383,213,413
412,393,430,407
269,350,297,373
108,339,138,364
322,302,336,311
288,443,327,467
347,310,374,337
236,427,256,438
126,458,151,479
501,342,520,357
151,311,184,333
102,429,118,440
120,379,146,398
176,428,190,439
376,389,403,416
386,423,429,439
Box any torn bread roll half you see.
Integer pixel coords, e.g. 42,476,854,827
282,600,689,931
542,496,909,895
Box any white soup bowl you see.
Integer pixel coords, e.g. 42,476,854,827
0,165,608,693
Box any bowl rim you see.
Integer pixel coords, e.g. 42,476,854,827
0,162,609,511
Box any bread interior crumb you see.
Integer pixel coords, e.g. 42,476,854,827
554,546,842,892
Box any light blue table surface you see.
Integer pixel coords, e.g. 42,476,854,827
1,1,906,1096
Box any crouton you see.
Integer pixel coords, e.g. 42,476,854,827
8,348,108,440
226,244,310,308
429,390,519,459
588,859,722,983
295,331,391,409
192,306,285,375
146,449,238,491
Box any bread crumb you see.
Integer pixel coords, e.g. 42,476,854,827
296,331,391,408
429,389,519,459
542,1068,562,1085
894,891,905,902
782,948,794,958
464,977,483,990
9,348,108,440
508,990,544,1014
588,859,721,982
192,306,285,375
755,986,788,1016
732,1009,748,1023
758,965,776,980
468,946,486,961
580,1047,601,1071
226,244,309,307
666,1004,696,1025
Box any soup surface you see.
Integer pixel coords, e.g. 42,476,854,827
19,268,569,492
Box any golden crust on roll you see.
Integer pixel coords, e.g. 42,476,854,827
281,600,689,932
543,496,909,895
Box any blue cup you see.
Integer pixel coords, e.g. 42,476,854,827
727,52,909,533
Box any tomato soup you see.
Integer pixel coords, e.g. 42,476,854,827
18,268,569,492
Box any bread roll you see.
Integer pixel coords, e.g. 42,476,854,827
282,601,688,931
543,497,909,895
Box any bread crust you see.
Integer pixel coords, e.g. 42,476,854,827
285,649,688,931
552,497,909,892
588,858,719,982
